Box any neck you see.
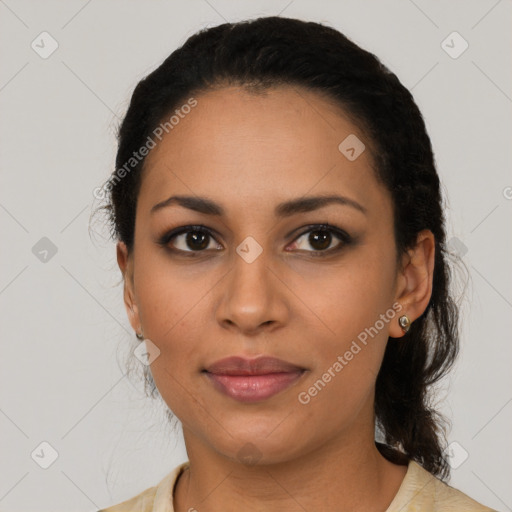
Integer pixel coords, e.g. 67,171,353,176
174,427,408,512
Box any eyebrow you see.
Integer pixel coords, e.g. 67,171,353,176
150,194,367,217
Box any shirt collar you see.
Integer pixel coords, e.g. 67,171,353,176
152,461,190,512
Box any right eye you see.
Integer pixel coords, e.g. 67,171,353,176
158,225,223,254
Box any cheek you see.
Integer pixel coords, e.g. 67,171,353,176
293,274,395,430
136,279,207,364
292,251,397,396
141,308,205,422
133,260,216,406
293,250,396,341
135,268,197,372
133,245,209,338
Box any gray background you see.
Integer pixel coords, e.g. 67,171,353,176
0,1,511,511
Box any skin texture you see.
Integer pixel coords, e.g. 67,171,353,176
117,85,435,512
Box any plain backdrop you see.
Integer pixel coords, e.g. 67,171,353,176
0,1,511,511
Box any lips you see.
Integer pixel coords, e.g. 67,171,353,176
204,356,305,375
203,356,306,403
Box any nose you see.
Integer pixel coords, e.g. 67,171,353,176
215,245,290,336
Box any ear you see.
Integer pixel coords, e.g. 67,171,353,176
389,229,436,338
116,241,141,335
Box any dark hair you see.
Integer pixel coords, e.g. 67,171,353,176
99,16,462,481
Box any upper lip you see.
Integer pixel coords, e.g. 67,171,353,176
204,356,305,376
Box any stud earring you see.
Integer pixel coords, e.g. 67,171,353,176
398,315,411,333
136,332,144,340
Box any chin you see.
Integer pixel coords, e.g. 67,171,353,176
209,427,307,467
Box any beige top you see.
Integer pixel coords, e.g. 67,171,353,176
98,459,497,511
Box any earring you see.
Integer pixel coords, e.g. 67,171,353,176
398,315,411,333
136,331,144,340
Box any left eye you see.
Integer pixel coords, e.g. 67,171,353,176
289,225,349,254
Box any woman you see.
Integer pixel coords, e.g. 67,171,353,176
97,16,497,512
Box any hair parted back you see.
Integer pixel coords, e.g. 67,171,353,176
100,16,461,481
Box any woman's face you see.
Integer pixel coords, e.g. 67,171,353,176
118,85,411,464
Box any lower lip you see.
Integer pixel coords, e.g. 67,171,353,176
204,371,305,403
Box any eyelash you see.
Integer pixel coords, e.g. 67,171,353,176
157,223,353,258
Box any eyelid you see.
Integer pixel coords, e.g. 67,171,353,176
291,223,349,240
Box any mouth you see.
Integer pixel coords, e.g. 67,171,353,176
202,356,307,403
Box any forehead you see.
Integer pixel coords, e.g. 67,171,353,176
138,85,389,219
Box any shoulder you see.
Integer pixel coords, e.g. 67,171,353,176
430,468,498,512
97,461,189,512
386,460,498,512
97,484,158,512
